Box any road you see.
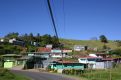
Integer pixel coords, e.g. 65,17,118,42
11,70,77,80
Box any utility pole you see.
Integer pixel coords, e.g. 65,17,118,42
47,0,64,70
47,0,59,45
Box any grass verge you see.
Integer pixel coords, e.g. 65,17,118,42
0,68,30,80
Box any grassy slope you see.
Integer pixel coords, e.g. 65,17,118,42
60,39,118,49
0,69,30,80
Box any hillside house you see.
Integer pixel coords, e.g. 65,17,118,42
78,56,113,69
74,45,88,51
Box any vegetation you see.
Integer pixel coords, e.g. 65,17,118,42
115,40,121,47
61,64,121,80
0,32,60,55
99,35,108,43
110,48,121,56
60,39,118,49
82,65,121,80
0,68,30,80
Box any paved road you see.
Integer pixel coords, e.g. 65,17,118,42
11,70,77,80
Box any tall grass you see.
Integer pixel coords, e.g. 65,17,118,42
60,39,118,49
82,64,121,80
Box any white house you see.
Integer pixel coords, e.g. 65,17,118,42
9,38,16,43
78,56,102,69
51,50,68,58
78,56,113,69
74,45,88,51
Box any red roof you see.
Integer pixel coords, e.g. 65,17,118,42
37,47,51,52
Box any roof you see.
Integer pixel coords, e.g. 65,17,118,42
52,59,79,64
57,61,78,63
17,56,30,60
79,56,102,59
2,54,21,57
37,47,51,52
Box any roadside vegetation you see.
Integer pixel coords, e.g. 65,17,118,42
0,68,30,80
59,64,121,80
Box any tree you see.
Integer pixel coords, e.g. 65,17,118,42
51,36,59,48
110,49,121,56
36,33,41,42
41,34,52,46
5,32,19,39
99,35,108,43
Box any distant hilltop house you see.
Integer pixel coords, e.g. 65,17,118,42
74,45,88,51
9,38,25,46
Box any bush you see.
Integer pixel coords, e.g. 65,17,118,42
62,69,84,75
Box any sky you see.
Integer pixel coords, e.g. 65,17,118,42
0,0,121,40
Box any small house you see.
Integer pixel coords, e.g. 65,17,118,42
2,54,21,68
74,45,88,51
78,56,102,69
78,56,113,69
49,60,87,70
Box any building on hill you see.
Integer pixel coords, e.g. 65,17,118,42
74,45,88,51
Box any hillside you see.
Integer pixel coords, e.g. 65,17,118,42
60,39,119,49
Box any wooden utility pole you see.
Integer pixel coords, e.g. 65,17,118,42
47,0,60,45
47,0,64,70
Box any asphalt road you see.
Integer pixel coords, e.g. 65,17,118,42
11,70,77,80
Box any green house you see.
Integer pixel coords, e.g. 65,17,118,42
50,61,87,70
2,54,21,68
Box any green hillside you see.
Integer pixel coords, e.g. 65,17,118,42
60,39,119,49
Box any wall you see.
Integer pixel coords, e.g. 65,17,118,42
51,63,84,70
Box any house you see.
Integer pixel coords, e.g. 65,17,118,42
78,56,100,69
46,44,53,49
78,56,113,69
34,47,52,58
2,54,22,68
9,38,25,46
95,53,110,58
49,60,87,70
51,49,62,58
51,49,69,58
74,45,88,51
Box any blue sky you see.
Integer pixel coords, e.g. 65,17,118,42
0,0,121,40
